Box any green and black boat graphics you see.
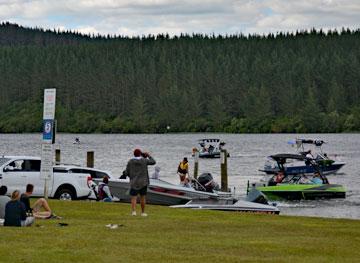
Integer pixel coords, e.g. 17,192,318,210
255,183,346,201
249,154,346,201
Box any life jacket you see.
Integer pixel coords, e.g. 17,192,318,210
177,162,188,174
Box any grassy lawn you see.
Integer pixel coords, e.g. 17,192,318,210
1,200,359,263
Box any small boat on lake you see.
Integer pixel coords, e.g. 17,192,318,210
260,138,345,175
250,154,346,201
192,138,230,158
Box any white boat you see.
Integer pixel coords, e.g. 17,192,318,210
107,176,233,206
192,139,230,158
171,198,280,214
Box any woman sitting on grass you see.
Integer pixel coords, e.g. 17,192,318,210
4,190,34,227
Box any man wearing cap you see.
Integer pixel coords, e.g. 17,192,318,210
124,149,156,216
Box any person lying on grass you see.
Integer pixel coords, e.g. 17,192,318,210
20,184,61,219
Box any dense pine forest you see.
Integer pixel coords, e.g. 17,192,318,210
0,22,360,133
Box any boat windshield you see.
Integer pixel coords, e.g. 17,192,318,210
0,158,11,167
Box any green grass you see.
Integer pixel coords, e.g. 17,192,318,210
1,200,359,263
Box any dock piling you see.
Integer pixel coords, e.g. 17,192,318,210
220,149,228,192
55,149,61,164
87,151,94,168
193,151,199,179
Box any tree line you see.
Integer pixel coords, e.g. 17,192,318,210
0,22,359,133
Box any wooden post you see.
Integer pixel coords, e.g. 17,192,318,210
220,149,228,192
55,149,61,164
193,151,199,179
87,151,94,168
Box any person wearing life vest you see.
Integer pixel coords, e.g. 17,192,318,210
177,157,189,184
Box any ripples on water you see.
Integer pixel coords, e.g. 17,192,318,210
0,133,359,219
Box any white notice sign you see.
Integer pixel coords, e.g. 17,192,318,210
43,89,56,120
40,143,53,180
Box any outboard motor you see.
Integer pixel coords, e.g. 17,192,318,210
197,173,219,192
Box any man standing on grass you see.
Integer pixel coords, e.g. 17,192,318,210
124,148,156,217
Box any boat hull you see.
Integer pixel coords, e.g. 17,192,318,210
108,179,231,206
260,162,345,176
171,199,280,214
255,184,346,201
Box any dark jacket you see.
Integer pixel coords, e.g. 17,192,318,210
4,200,27,227
125,156,156,190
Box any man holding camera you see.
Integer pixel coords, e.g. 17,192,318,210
124,148,156,216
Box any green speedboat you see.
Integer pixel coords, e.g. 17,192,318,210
255,182,346,201
249,154,346,201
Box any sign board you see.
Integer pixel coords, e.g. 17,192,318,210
40,143,53,180
41,89,56,198
42,119,54,142
43,89,56,119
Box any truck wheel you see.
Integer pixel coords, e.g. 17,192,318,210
57,189,75,200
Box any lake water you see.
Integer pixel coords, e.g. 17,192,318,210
1,133,359,220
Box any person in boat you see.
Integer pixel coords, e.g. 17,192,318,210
98,176,113,202
311,172,323,184
275,171,285,184
268,171,284,186
177,157,189,184
208,144,215,153
124,148,156,217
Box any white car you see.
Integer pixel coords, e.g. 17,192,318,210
0,156,109,200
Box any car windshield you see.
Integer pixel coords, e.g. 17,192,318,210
0,158,10,167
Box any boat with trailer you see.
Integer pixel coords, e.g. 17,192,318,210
260,138,345,175
250,154,346,201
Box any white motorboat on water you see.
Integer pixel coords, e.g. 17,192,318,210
192,139,230,158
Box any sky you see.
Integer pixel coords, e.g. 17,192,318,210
0,0,359,37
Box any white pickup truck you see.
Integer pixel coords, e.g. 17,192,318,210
0,156,110,200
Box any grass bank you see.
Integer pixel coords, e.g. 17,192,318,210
0,200,359,263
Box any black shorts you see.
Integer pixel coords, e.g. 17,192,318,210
130,186,147,196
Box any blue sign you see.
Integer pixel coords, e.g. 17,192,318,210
43,119,54,142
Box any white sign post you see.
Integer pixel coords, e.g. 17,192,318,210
40,89,56,199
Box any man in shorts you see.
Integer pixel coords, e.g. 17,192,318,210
20,184,60,219
124,149,156,216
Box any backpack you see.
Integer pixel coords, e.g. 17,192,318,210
98,184,108,200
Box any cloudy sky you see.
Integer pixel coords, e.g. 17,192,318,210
1,0,359,36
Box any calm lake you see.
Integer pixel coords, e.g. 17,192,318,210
1,133,359,219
